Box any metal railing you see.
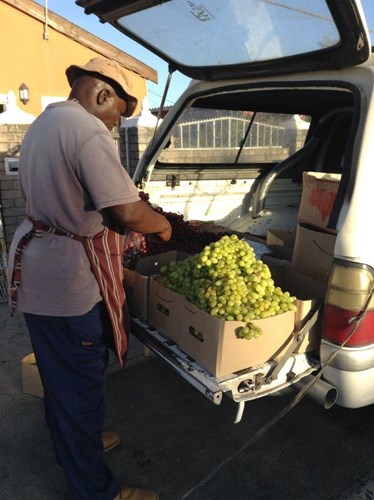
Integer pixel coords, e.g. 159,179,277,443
173,117,285,150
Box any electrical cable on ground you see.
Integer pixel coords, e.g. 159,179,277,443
181,285,374,499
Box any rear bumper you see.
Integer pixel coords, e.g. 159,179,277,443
321,340,374,408
321,340,374,371
322,364,374,408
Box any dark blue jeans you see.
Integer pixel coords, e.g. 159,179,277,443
24,301,120,500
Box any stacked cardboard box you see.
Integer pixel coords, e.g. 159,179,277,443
298,171,341,232
266,229,295,260
291,171,340,284
291,225,337,283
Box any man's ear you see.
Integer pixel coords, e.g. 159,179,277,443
97,88,111,106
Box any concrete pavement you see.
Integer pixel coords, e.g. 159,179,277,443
1,302,374,500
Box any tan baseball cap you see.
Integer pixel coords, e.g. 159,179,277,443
66,57,138,117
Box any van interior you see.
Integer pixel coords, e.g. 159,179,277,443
138,83,356,238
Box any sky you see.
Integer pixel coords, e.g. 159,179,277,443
33,0,191,109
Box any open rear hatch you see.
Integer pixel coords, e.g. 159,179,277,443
76,0,371,80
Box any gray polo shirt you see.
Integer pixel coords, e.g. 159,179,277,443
8,100,140,316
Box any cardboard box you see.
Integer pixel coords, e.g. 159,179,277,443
266,229,296,260
291,224,336,283
298,171,341,232
265,256,326,353
124,251,190,322
21,353,44,398
177,305,295,377
148,255,326,378
148,278,186,345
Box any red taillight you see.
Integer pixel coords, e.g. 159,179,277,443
323,304,374,347
323,262,374,347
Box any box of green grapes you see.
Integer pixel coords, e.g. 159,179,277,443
149,276,296,376
148,235,325,377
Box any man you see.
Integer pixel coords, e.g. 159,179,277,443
8,57,171,500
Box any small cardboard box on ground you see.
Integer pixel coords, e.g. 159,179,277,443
291,224,337,284
148,259,325,378
298,171,341,232
21,353,44,398
124,251,190,322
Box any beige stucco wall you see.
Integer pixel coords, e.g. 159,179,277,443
0,0,148,117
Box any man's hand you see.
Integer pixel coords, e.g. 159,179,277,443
156,220,172,242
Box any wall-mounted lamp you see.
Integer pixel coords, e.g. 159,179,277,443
19,83,29,105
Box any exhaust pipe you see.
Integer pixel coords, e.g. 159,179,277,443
292,375,338,409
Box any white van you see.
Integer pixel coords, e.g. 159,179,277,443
77,0,374,418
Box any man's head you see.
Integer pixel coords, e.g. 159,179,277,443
66,58,138,129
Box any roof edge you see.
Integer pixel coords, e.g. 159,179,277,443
2,0,158,83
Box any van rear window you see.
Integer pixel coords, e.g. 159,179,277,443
158,109,310,166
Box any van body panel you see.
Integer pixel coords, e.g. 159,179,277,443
78,0,374,409
334,69,374,264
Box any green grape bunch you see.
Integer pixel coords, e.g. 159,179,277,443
236,323,263,340
156,234,297,339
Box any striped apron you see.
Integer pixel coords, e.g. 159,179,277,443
10,218,129,366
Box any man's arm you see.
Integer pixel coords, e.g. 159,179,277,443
103,200,172,241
